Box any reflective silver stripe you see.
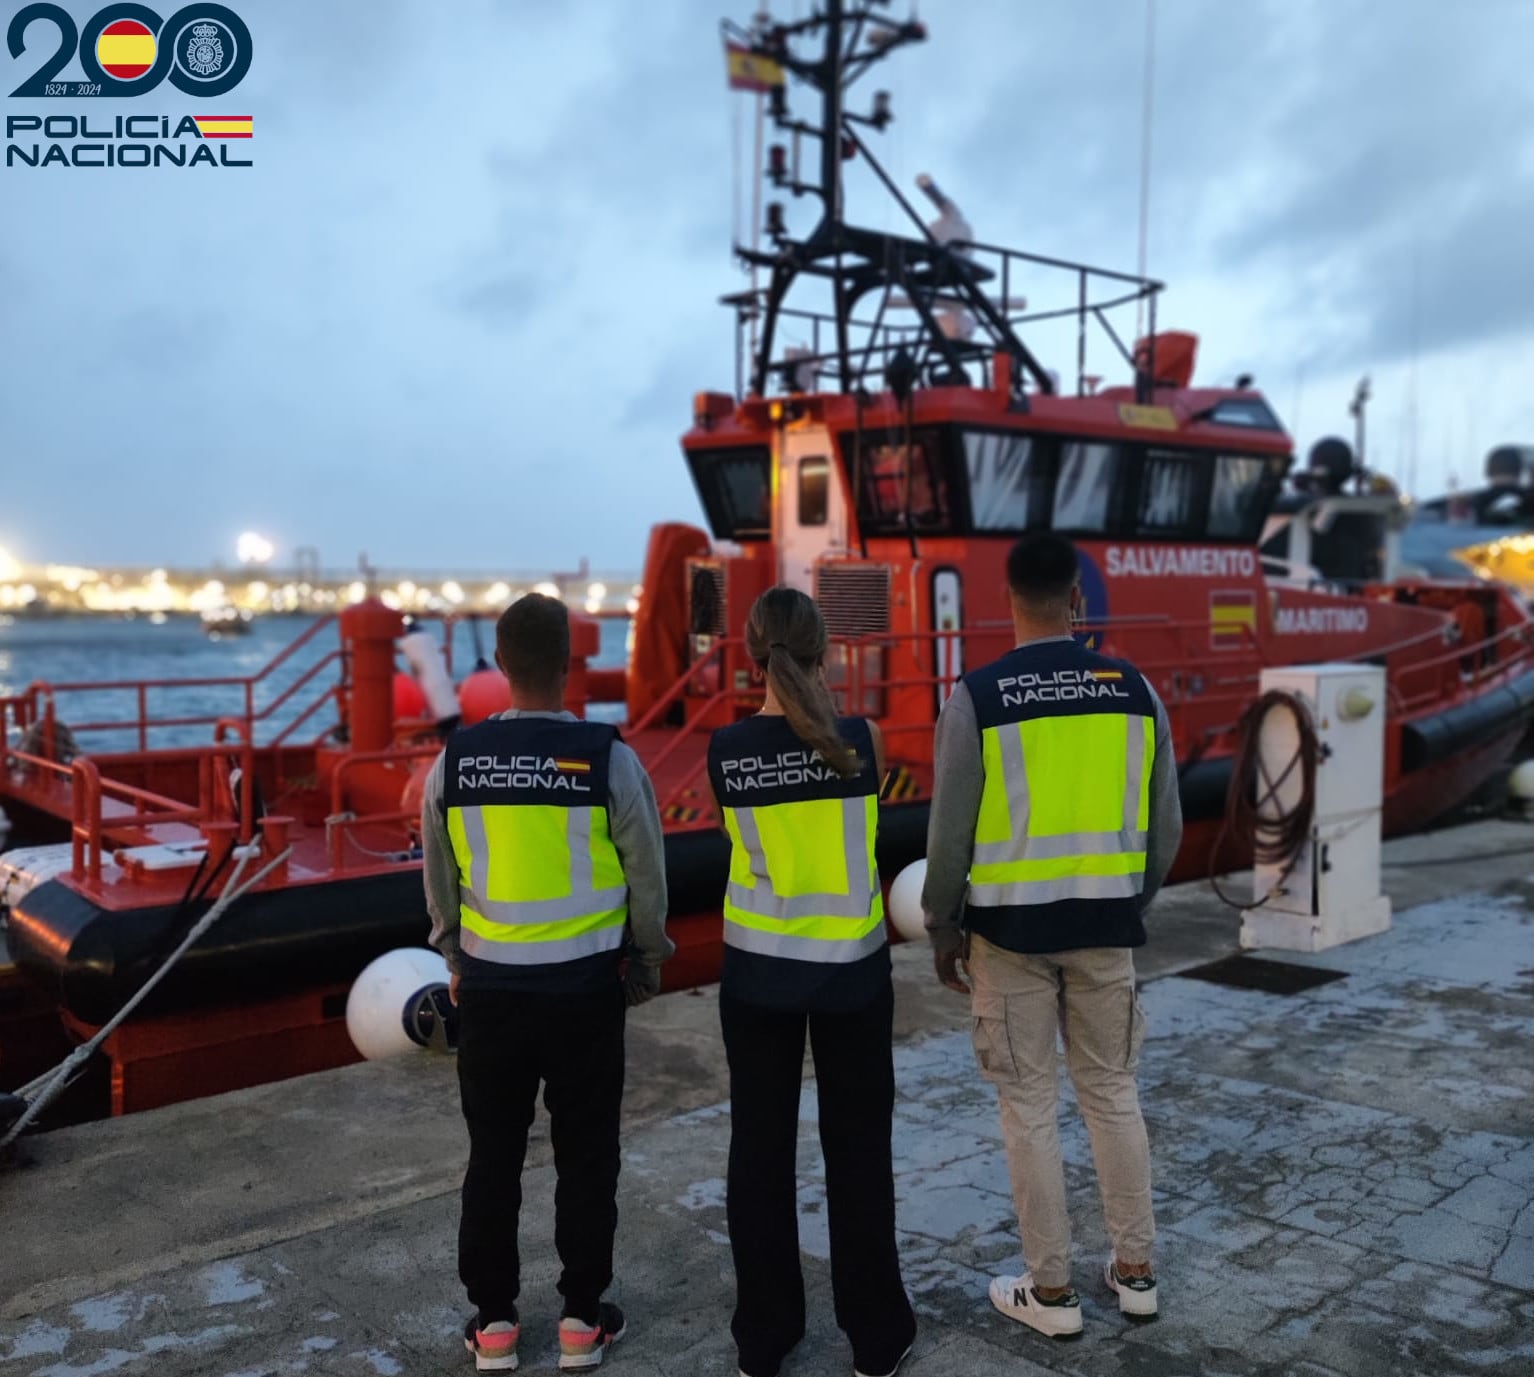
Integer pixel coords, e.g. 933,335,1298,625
727,796,875,922
462,885,629,925
456,804,625,926
723,920,887,964
968,871,1145,906
460,923,624,964
998,722,1029,836
1123,713,1147,832
974,828,1148,864
568,805,593,894
463,805,491,902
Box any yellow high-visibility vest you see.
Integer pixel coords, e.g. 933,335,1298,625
708,715,886,965
966,645,1156,913
444,717,628,966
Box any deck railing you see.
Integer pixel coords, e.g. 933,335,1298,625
630,606,1534,819
0,615,345,756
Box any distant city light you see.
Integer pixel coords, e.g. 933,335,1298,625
347,581,367,604
0,545,20,582
587,581,607,602
237,532,275,565
533,581,560,599
485,580,511,605
626,596,640,615
585,597,602,615
248,580,269,601
441,580,465,605
380,590,402,610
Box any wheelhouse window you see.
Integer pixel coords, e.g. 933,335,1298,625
841,426,957,536
685,445,771,541
1209,454,1286,541
1052,442,1120,534
965,430,1045,531
798,456,829,526
1136,448,1207,537
1203,396,1282,430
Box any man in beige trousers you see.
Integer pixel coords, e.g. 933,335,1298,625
921,532,1182,1339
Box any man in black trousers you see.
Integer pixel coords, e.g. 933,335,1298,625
422,594,673,1371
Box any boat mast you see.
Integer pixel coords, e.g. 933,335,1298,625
727,0,1054,400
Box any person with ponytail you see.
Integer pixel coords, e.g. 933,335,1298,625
705,586,916,1377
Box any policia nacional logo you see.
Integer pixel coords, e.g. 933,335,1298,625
998,668,1132,708
456,754,595,794
5,3,254,168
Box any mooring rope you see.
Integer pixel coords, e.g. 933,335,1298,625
2,843,293,1152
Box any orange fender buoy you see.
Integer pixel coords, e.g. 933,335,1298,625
459,669,511,726
393,671,428,720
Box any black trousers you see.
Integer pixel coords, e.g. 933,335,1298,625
456,983,625,1325
720,979,915,1376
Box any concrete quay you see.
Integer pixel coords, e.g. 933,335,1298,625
2,820,1532,1376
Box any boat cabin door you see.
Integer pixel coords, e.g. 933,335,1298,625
776,425,848,593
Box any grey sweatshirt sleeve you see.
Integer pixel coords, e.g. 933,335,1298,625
420,750,463,973
921,682,982,948
608,742,675,968
1139,684,1183,911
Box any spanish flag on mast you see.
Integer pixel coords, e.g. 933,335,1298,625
725,41,784,92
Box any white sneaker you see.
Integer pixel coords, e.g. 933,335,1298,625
988,1274,1083,1339
1104,1256,1159,1320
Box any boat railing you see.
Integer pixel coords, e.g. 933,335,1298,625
729,233,1161,400
629,603,1534,819
0,614,346,755
325,744,442,871
1388,617,1534,715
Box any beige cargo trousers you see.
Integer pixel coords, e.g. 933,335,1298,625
968,933,1155,1289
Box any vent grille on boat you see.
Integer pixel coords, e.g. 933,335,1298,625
687,561,727,636
815,563,891,637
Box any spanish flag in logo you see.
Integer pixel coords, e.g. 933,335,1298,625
725,41,785,92
553,758,592,775
1210,590,1258,649
194,115,254,139
98,19,156,80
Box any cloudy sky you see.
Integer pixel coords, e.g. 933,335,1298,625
3,0,1531,572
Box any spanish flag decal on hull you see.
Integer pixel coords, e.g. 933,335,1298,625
1210,590,1258,650
194,116,254,139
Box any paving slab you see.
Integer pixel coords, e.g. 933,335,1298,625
3,818,1534,1375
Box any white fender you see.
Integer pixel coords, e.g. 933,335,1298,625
887,858,929,943
400,628,461,722
346,948,456,1060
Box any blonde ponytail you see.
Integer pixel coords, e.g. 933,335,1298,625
746,587,861,778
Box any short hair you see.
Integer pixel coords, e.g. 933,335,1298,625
495,594,570,694
1005,532,1079,612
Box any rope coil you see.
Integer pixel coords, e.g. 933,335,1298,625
1210,689,1319,909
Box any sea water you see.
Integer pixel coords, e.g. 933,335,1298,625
0,615,630,752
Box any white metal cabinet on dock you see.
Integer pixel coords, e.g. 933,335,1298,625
1241,662,1393,952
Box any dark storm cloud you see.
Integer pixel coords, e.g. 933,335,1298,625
454,266,552,327
1193,0,1534,369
